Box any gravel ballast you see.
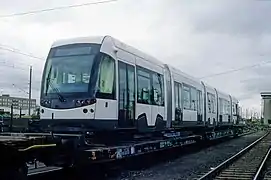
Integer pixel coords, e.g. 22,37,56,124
113,131,266,180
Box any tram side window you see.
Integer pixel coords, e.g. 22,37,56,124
207,93,211,113
225,100,228,115
232,104,236,115
198,90,202,114
207,93,215,113
137,67,151,104
174,82,182,121
211,94,215,114
152,73,164,106
224,100,228,115
191,87,197,111
219,98,223,114
221,99,224,114
160,74,164,106
97,54,115,99
178,84,182,108
174,82,179,109
183,85,191,110
227,101,231,115
174,82,182,108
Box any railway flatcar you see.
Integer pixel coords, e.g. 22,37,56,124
39,35,239,133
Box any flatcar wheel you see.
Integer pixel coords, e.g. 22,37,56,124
16,164,28,180
4,164,28,180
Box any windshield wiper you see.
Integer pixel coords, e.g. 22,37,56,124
45,66,66,102
47,79,66,102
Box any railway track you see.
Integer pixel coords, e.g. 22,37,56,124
198,131,271,180
28,165,62,176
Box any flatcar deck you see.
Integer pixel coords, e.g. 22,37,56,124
0,124,250,180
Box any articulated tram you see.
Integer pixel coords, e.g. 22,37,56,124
39,36,239,133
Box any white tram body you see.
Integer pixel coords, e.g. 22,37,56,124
231,96,239,124
169,65,204,127
216,89,231,125
202,82,218,125
40,35,239,132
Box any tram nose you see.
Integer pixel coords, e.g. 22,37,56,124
40,104,96,120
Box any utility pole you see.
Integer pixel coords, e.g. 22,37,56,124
28,66,32,116
19,107,22,119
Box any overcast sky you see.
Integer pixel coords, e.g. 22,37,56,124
0,0,270,115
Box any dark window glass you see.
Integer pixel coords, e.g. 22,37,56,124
198,90,202,114
183,84,191,110
174,82,182,121
137,66,164,106
42,43,101,97
219,98,222,114
52,44,100,57
207,93,216,114
174,82,179,109
160,74,165,106
207,93,212,113
119,62,127,113
178,84,182,108
96,54,116,99
152,73,164,106
118,62,135,127
191,87,197,111
137,67,151,104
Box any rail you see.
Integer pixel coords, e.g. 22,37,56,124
198,131,270,180
253,146,271,180
28,166,63,176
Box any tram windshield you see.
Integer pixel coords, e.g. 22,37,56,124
41,43,101,97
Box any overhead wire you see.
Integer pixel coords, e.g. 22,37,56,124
0,0,120,98
1,42,271,82
0,62,28,71
0,0,267,99
0,0,119,18
0,46,42,94
0,43,45,71
199,59,271,79
12,83,29,94
0,0,120,64
0,45,44,60
10,83,40,99
2,0,264,81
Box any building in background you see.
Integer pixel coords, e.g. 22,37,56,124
260,92,271,125
0,94,37,116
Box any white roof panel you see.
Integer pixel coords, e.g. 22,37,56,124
52,36,105,48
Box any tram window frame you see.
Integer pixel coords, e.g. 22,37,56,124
152,73,164,106
198,90,203,114
96,54,116,100
191,87,197,111
182,84,191,110
174,82,180,109
136,66,164,106
207,92,215,113
137,66,152,105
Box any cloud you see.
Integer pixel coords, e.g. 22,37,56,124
0,0,269,114
190,0,271,36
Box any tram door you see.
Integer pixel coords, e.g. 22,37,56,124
118,61,135,128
